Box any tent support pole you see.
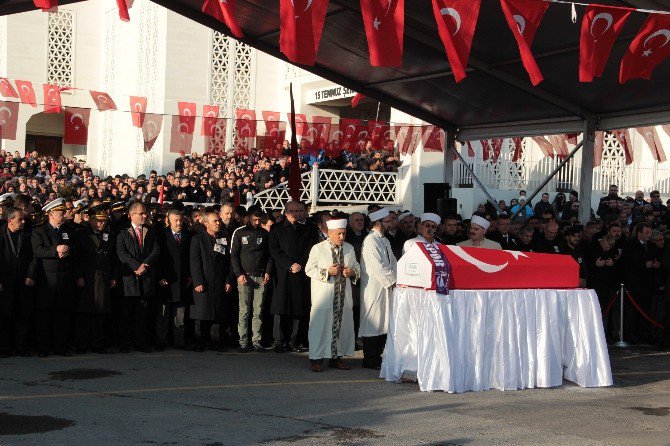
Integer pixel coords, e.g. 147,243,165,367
511,139,585,221
444,131,454,195
452,142,503,215
579,119,597,223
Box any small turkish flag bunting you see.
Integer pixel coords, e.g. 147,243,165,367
280,0,329,66
202,105,220,137
0,101,20,140
202,0,244,39
43,84,63,114
15,80,36,107
90,91,117,111
235,108,257,149
579,5,632,83
64,107,91,145
481,139,491,161
611,129,633,165
636,126,666,162
620,13,670,84
116,0,130,21
549,134,569,158
511,137,523,161
170,115,193,154
531,136,554,158
177,102,196,135
422,125,446,152
0,78,18,98
288,113,308,137
142,113,163,152
205,118,228,155
360,0,405,67
594,131,604,167
33,0,58,12
129,96,147,127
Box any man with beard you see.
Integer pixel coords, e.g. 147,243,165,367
360,208,397,370
458,215,502,249
402,213,441,255
73,204,117,354
269,200,318,352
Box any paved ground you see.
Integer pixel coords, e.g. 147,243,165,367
0,345,668,446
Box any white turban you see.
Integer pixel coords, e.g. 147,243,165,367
326,219,347,230
369,207,390,222
471,215,490,230
420,212,441,225
397,211,414,221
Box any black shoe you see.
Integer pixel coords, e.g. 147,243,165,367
92,348,109,354
38,351,49,358
19,351,32,357
286,343,296,352
362,360,381,370
137,346,153,354
155,344,165,352
56,351,71,357
274,344,286,353
238,346,248,353
75,348,87,354
213,345,228,352
252,344,265,353
194,345,204,352
119,346,130,354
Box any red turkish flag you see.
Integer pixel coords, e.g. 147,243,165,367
360,0,405,67
481,139,491,161
143,113,163,152
43,84,63,114
0,101,20,140
662,125,670,139
202,0,244,38
235,108,256,150
636,126,665,162
431,0,481,83
565,133,579,145
177,102,196,135
64,107,90,145
549,134,569,158
511,137,523,161
202,105,220,136
279,0,329,66
531,135,554,158
288,113,308,137
262,112,286,156
351,93,365,108
611,129,633,165
116,0,130,21
500,0,550,86
89,91,117,111
491,138,503,162
338,118,361,152
33,0,57,11
306,116,332,150
579,5,632,83
620,14,670,84
15,80,36,107
170,115,192,154
368,120,390,149
205,118,228,155
394,125,422,155
129,96,147,127
465,141,475,157
0,78,18,98
422,125,445,152
593,131,604,167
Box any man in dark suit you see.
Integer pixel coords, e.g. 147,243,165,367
31,198,79,357
0,208,36,357
189,209,232,351
73,204,117,354
116,202,160,353
269,200,319,352
217,202,239,348
157,208,193,350
489,214,518,250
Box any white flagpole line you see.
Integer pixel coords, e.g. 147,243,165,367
542,0,670,16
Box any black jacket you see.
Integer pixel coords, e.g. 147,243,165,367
189,232,231,321
74,224,118,313
116,225,160,297
158,228,193,304
0,227,36,316
230,225,271,277
488,230,519,250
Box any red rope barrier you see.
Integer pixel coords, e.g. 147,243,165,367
624,291,665,330
603,290,619,317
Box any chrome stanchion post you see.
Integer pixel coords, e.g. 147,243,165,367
615,283,629,347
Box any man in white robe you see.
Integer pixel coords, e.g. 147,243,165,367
457,215,502,250
305,218,360,372
360,208,397,370
402,212,441,256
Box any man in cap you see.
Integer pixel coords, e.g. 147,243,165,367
360,207,397,370
71,199,88,229
402,212,441,256
73,204,117,354
458,215,502,249
31,198,79,356
305,218,361,372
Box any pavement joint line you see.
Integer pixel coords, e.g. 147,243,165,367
37,353,185,361
0,379,383,401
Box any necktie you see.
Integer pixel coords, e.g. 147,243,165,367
135,226,143,250
175,233,181,244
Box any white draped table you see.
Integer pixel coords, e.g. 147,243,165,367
381,288,613,393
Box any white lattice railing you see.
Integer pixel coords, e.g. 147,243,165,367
252,165,399,211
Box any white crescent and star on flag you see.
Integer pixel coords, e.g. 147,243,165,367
0,106,12,125
590,12,613,39
440,7,461,36
70,113,84,131
448,246,528,274
642,29,670,57
513,14,526,35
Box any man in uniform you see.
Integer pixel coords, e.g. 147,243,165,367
360,208,397,370
74,204,117,354
32,198,78,356
402,213,441,256
116,202,160,353
457,215,502,250
305,218,360,372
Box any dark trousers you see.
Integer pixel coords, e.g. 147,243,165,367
75,313,105,350
273,314,299,346
184,305,195,346
155,302,185,347
119,297,150,349
218,289,239,346
0,314,10,353
14,313,30,354
195,320,213,347
362,335,387,366
36,308,71,354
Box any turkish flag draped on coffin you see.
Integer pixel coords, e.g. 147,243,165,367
620,13,670,84
0,78,18,98
202,0,244,38
15,80,37,107
431,0,481,83
170,115,192,154
0,101,20,140
579,5,632,82
202,104,220,137
142,113,163,152
129,96,147,128
280,0,329,66
43,84,63,114
360,0,405,67
499,0,550,86
89,91,117,111
177,102,196,135
64,107,91,145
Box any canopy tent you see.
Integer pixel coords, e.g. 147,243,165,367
3,0,670,219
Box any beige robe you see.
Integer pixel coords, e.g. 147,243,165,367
305,240,360,360
457,238,503,250
360,229,397,337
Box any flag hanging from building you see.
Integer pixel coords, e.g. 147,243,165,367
481,139,491,161
579,5,632,82
360,0,405,66
177,102,196,135
170,115,192,153
235,108,257,150
130,96,147,127
620,13,670,84
205,117,228,155
202,105,220,137
511,137,523,161
90,91,117,111
202,0,244,38
279,0,329,66
0,101,20,140
116,0,130,21
611,129,634,164
33,0,58,11
431,0,481,82
465,141,475,157
142,113,163,152
636,126,666,162
500,0,550,85
593,131,604,167
422,125,445,152
63,107,91,145
549,134,569,157
15,80,36,107
43,84,63,114
288,113,307,137
0,78,18,98
491,138,503,162
532,135,554,158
